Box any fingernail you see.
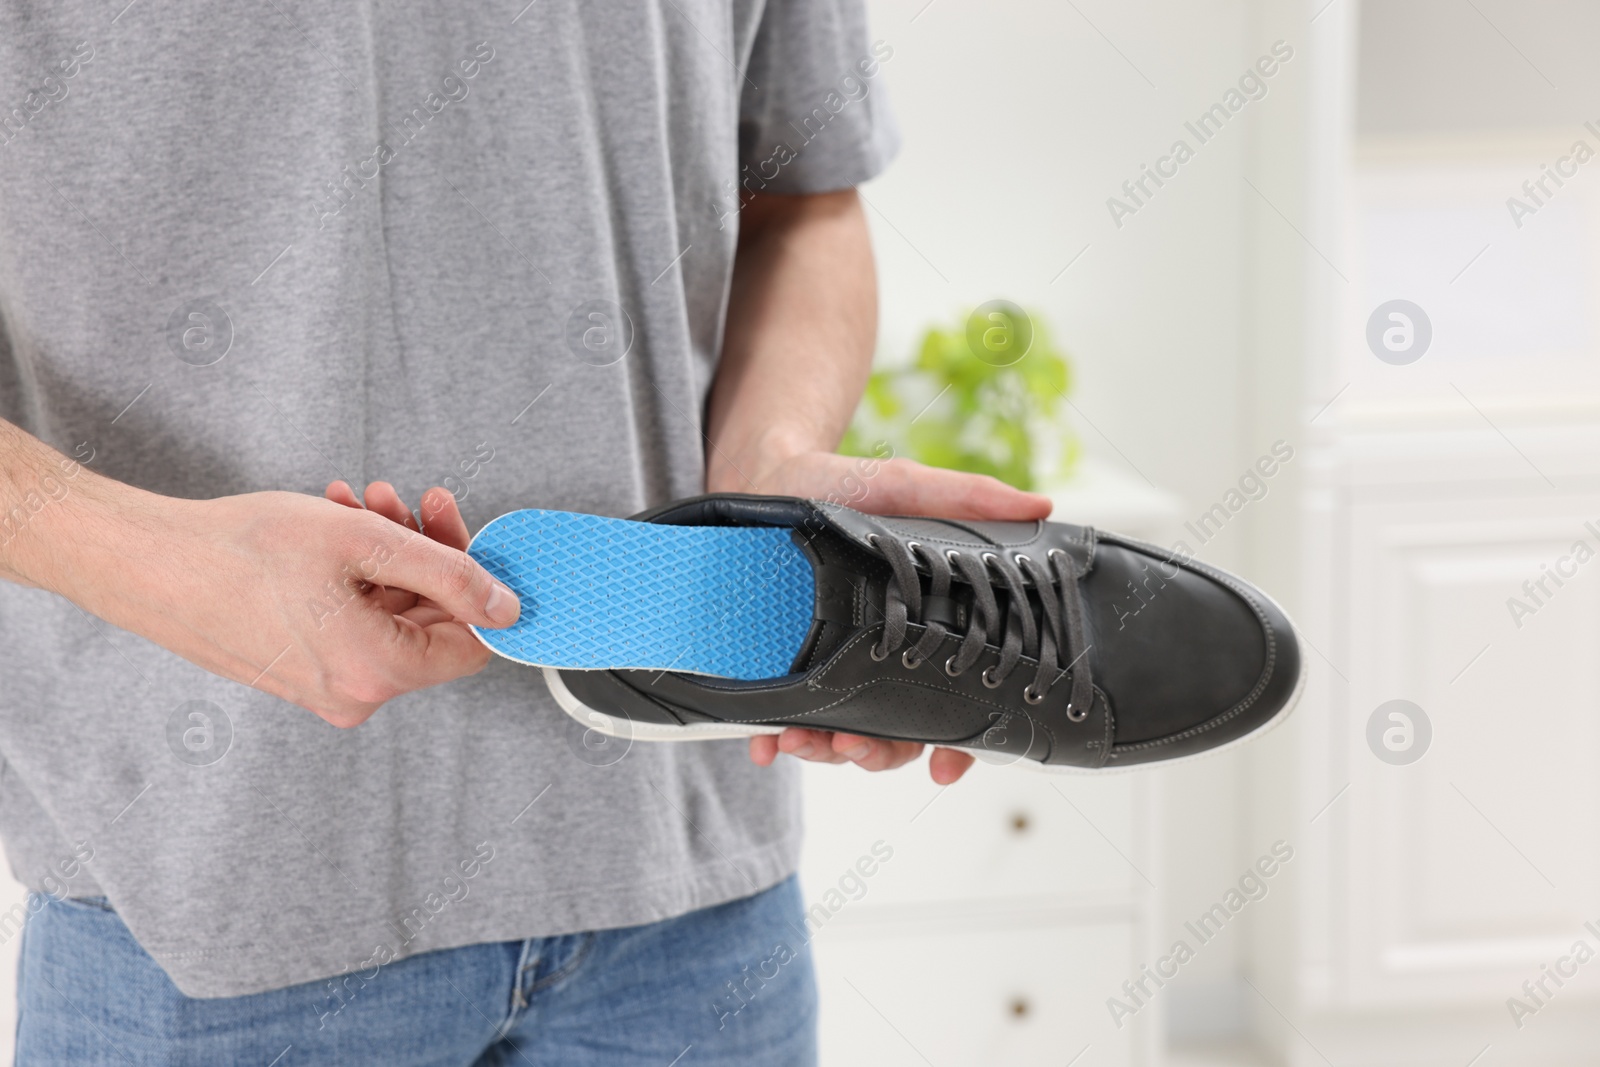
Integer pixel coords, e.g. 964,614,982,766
485,581,520,625
843,743,871,761
792,742,815,759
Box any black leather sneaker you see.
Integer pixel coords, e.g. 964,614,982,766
537,493,1303,772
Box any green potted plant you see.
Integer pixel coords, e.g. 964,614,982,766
841,302,1078,490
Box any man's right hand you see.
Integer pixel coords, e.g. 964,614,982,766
7,446,517,727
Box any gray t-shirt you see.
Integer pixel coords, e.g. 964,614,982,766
0,0,896,997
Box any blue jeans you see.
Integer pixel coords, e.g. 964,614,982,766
15,877,816,1066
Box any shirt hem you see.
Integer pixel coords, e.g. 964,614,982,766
143,831,803,999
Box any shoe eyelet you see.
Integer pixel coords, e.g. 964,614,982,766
870,644,889,662
865,533,880,548
1023,685,1044,705
945,549,962,565
902,649,923,669
1067,702,1088,722
981,552,999,569
981,666,1003,689
944,656,964,677
1014,553,1032,566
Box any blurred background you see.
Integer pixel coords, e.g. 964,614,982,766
794,0,1600,1064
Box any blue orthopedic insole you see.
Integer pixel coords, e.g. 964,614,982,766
468,510,816,680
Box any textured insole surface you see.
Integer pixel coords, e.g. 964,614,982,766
468,510,815,680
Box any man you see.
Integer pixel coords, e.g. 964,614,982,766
0,1,1047,1062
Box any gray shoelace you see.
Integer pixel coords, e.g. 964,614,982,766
866,534,1092,721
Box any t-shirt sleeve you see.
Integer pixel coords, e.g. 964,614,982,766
738,0,901,194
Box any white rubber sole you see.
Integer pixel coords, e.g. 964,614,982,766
539,593,1309,777
544,667,787,742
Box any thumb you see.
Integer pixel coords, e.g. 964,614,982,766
379,530,521,628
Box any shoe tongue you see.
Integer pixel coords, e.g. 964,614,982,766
810,563,863,626
783,524,887,670
784,525,983,671
789,562,869,670
922,592,967,630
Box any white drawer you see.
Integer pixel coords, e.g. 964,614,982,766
811,920,1143,1067
800,758,1149,906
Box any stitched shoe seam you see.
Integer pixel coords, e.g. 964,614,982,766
715,685,1060,756
1097,686,1114,767
877,519,1043,548
722,630,1058,746
873,521,1099,575
815,504,1066,551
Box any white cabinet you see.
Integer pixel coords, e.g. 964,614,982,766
1297,425,1600,1060
816,920,1141,1067
800,461,1180,1066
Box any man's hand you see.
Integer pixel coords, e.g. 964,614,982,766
9,450,518,728
736,450,1053,786
701,188,1054,786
